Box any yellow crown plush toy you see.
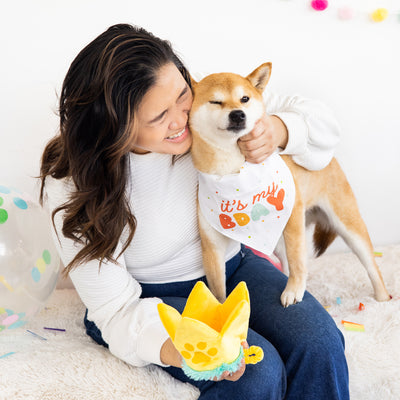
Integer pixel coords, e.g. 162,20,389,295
157,281,264,380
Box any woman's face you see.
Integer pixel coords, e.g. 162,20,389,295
132,63,193,155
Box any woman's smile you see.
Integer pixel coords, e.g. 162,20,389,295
165,125,189,142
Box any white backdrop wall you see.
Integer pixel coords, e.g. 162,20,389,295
1,0,399,251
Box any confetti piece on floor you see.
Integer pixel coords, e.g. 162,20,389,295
0,275,14,292
374,252,383,257
341,320,365,332
341,319,363,326
343,323,365,332
0,352,16,359
336,297,341,305
358,302,365,311
43,327,66,332
26,330,47,341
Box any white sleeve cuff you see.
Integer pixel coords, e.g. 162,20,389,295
273,111,308,155
137,318,171,367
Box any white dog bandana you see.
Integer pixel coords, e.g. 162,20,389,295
198,153,295,255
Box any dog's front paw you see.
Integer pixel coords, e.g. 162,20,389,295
280,284,305,307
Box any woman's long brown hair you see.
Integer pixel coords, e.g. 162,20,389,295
39,24,191,275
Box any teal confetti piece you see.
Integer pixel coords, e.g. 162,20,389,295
0,352,16,359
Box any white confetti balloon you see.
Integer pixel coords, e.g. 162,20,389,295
0,185,60,332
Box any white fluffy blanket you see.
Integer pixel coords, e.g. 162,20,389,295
1,244,399,400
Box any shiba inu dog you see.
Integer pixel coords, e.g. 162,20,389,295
189,63,390,306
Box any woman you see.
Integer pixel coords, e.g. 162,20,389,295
40,24,349,399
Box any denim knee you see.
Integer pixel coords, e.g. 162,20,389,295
285,321,349,400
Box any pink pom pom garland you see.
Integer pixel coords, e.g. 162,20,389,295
338,6,354,20
311,0,329,12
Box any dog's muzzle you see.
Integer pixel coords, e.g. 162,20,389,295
227,109,246,132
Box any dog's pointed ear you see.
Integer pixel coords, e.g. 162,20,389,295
246,63,272,93
189,74,197,90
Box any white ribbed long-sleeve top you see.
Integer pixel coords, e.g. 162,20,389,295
44,92,340,367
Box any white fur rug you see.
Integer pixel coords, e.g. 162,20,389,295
1,244,399,400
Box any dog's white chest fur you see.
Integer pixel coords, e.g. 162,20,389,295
198,153,295,255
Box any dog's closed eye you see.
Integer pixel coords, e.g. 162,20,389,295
209,100,223,105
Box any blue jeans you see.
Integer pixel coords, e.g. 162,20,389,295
84,246,349,400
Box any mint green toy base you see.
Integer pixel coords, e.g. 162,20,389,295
181,346,244,381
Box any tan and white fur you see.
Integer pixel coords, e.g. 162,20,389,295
189,63,390,307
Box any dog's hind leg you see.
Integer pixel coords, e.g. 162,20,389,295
280,188,308,307
318,193,390,302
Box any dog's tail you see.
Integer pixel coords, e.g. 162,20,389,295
313,222,337,257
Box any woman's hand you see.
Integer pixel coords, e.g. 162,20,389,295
238,115,288,164
213,341,249,382
160,338,183,368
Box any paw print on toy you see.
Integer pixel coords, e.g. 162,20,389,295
181,341,219,366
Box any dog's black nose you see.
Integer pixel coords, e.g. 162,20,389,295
228,110,246,132
229,110,246,124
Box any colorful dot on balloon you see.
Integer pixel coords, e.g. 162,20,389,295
13,197,28,210
0,325,6,332
0,307,6,315
311,0,328,11
31,267,41,283
0,275,14,291
8,320,27,329
2,313,19,326
42,250,51,265
36,258,47,273
0,186,11,194
0,209,8,224
371,8,389,22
